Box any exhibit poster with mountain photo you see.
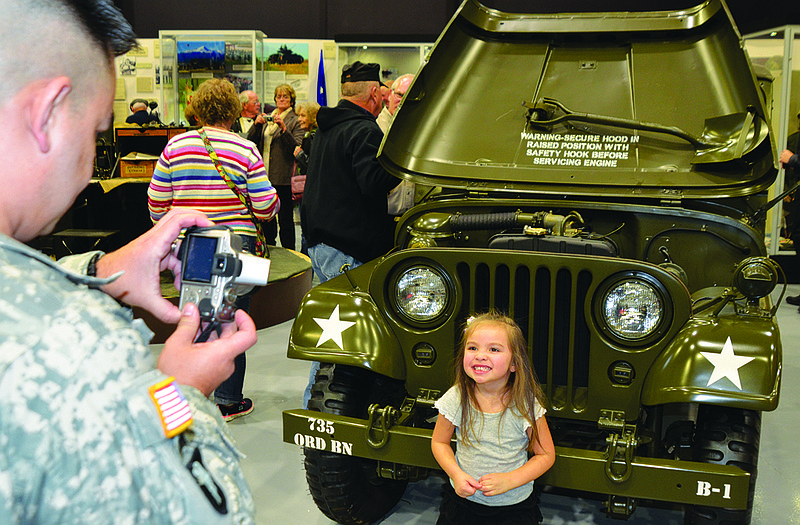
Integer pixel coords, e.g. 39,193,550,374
177,41,225,72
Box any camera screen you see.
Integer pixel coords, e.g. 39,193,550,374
183,235,218,283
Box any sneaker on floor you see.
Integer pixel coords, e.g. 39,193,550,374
217,398,254,422
787,295,800,306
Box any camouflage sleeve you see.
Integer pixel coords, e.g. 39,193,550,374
0,241,254,524
121,372,255,525
178,386,256,524
56,250,104,275
0,367,255,525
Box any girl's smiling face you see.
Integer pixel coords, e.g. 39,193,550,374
463,323,516,392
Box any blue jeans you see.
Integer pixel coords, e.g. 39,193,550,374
308,243,363,284
303,243,363,408
214,235,257,406
214,352,246,405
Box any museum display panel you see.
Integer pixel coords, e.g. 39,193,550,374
159,30,267,126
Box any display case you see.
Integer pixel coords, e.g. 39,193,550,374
114,126,192,178
159,30,266,125
336,43,432,87
744,27,800,255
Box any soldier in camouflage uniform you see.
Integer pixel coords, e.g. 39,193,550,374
0,1,259,523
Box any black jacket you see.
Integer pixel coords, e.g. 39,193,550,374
295,129,316,175
301,99,400,262
125,110,153,125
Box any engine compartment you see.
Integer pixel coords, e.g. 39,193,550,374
399,200,764,294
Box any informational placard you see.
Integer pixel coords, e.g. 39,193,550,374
521,132,639,168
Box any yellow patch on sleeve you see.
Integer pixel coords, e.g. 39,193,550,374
149,377,193,438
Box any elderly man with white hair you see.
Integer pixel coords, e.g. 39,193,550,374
376,73,414,133
376,73,416,215
126,98,152,125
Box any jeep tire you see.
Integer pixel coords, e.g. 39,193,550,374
685,406,760,525
304,363,409,525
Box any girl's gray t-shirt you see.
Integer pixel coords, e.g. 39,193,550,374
434,385,546,507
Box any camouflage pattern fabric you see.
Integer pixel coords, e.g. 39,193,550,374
0,236,254,524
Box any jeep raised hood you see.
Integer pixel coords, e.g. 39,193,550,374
379,0,776,200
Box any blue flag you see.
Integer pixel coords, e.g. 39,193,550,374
317,49,327,106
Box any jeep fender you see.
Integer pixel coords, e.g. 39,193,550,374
641,316,781,411
287,286,406,380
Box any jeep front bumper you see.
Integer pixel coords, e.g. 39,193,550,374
282,408,749,510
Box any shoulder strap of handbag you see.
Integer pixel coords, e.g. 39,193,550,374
197,128,269,257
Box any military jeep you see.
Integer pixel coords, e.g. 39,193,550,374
282,1,783,523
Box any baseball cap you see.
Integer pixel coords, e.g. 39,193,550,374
341,61,381,83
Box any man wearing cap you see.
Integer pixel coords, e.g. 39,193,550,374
300,61,400,406
301,61,400,281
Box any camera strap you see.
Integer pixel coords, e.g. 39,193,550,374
198,128,269,258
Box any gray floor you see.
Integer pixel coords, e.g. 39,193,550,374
169,282,800,525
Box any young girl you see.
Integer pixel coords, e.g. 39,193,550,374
431,311,555,525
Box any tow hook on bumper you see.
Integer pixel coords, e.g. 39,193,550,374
367,404,400,449
600,410,639,483
606,432,637,483
600,410,640,517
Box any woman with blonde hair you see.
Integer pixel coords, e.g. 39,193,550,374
293,100,320,178
292,101,320,254
248,83,305,251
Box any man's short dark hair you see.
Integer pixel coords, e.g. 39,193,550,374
61,0,138,57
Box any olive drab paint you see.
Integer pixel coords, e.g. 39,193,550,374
283,1,781,524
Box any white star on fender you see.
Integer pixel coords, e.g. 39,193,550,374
700,337,754,390
313,305,355,349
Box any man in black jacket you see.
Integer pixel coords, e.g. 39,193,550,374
299,61,400,408
125,99,152,125
301,61,400,282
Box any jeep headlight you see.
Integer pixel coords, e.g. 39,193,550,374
602,280,663,340
395,266,448,322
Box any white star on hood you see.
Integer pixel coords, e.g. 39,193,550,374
313,305,355,349
700,337,755,390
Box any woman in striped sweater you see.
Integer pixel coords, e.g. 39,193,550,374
147,78,278,421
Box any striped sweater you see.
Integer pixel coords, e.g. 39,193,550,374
147,127,279,237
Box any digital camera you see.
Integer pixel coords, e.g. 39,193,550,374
178,226,270,322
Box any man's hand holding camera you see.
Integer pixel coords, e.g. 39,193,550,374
94,208,259,396
96,208,213,323
159,303,257,397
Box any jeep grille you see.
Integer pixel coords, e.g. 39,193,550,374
457,261,593,411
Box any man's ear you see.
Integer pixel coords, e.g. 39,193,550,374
30,76,72,154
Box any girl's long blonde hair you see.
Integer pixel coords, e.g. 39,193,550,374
455,310,546,454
